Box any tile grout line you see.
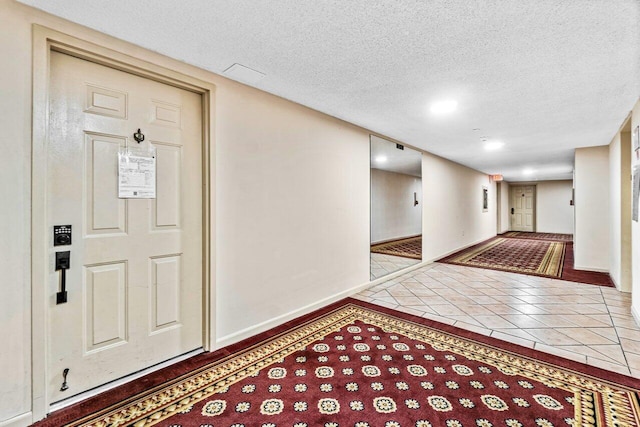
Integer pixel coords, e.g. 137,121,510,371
598,286,634,374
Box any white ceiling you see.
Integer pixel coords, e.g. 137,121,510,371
21,0,640,182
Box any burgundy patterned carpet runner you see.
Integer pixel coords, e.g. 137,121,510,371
371,236,422,260
438,237,566,278
500,232,573,242
46,299,639,427
438,236,614,287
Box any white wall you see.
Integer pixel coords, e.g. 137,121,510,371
497,181,510,233
536,180,574,234
370,169,421,243
574,146,610,271
422,152,497,262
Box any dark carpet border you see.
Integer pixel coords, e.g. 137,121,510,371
499,231,574,242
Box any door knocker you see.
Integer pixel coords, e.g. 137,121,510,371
133,128,145,143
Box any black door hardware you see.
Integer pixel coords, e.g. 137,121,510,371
56,251,70,304
133,128,145,143
53,225,72,246
60,368,69,391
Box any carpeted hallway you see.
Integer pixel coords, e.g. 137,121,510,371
34,297,640,426
33,235,640,426
438,232,614,287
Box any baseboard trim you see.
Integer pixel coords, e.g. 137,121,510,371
573,265,610,273
368,260,431,286
216,279,374,349
0,412,32,427
632,305,640,328
216,237,497,350
218,264,434,349
610,274,621,292
609,273,631,292
216,258,434,349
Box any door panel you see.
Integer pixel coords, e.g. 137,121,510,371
48,51,203,403
153,142,182,229
84,84,128,119
84,262,127,352
85,133,127,234
510,185,535,232
151,255,182,332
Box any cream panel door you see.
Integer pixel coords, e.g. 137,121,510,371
47,52,203,403
510,185,535,232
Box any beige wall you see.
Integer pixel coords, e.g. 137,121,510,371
422,152,497,262
0,2,506,424
609,133,623,287
609,130,632,292
370,169,422,243
497,181,510,233
0,2,37,423
631,100,640,322
0,1,369,423
574,146,610,272
4,2,634,424
536,180,574,234
215,82,371,344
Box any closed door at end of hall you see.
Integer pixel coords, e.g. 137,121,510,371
511,185,535,232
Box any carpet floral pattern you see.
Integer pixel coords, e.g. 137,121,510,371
371,236,422,260
71,302,639,427
439,238,565,278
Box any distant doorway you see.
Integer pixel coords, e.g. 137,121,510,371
510,185,536,231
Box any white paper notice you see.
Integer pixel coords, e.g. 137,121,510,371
118,150,156,198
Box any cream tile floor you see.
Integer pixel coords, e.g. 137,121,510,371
370,253,421,280
356,261,640,378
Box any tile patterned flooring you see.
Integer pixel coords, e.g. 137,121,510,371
356,261,640,378
370,252,421,280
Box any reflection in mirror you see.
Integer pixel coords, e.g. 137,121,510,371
370,135,422,280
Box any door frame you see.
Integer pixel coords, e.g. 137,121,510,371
509,184,537,232
31,25,215,420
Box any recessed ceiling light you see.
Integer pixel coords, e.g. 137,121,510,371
522,168,534,175
429,99,458,115
484,141,505,151
375,155,388,163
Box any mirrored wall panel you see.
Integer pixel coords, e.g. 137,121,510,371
370,135,422,280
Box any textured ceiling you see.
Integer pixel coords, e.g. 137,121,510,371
21,0,640,181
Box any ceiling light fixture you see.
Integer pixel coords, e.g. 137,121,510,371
375,155,388,163
522,168,534,175
484,141,505,151
429,99,458,115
